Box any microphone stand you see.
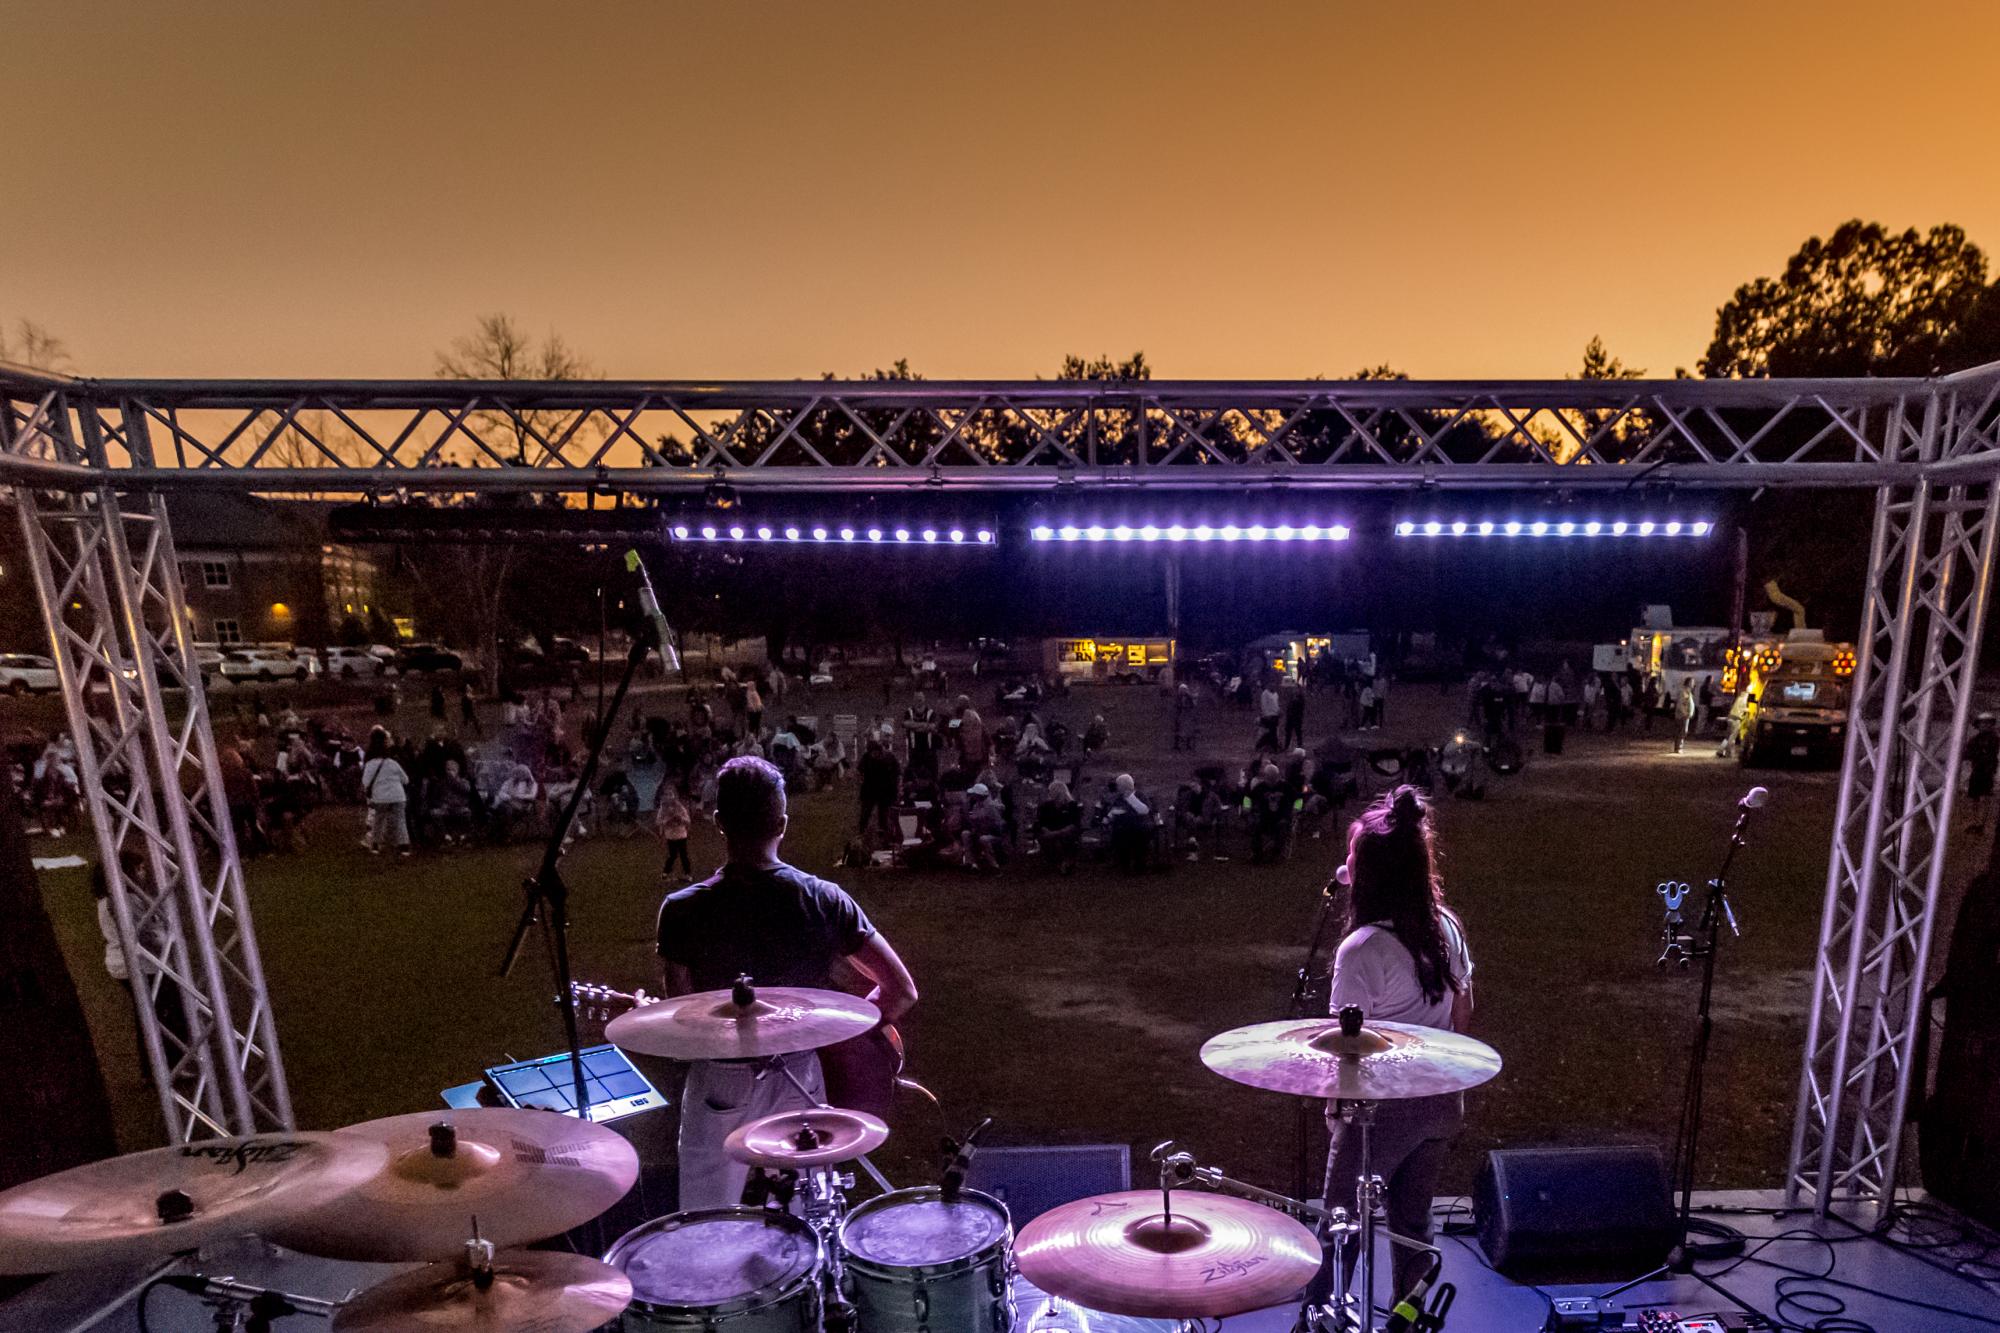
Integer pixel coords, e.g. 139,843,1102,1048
498,615,663,1137
1602,794,1761,1304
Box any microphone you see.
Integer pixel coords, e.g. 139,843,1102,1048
623,550,681,673
940,1115,993,1202
1740,785,1770,811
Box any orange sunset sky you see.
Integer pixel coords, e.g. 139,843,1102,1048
6,1,1998,382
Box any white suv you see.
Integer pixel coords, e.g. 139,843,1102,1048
325,645,388,678
0,653,58,695
217,646,310,682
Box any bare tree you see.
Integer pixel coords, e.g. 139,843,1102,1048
427,315,600,691
0,318,71,372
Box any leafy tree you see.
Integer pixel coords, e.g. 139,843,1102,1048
1700,221,1998,378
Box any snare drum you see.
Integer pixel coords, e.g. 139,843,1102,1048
605,1208,823,1333
838,1187,1015,1333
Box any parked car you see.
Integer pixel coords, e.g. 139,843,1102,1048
325,645,388,678
0,653,58,695
285,646,323,678
394,643,464,674
217,646,310,682
190,643,225,677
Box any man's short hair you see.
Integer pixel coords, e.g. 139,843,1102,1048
716,755,787,841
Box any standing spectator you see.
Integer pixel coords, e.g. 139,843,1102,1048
1543,678,1567,755
1695,676,1714,738
429,683,447,723
218,740,262,854
656,786,694,879
1282,682,1307,750
744,679,764,735
1358,679,1377,732
1257,682,1283,752
459,680,483,738
1616,675,1635,731
1580,673,1603,731
958,708,991,770
1967,713,2000,833
857,739,900,839
1173,682,1198,751
1372,670,1391,726
360,728,412,857
904,692,940,780
1673,679,1697,754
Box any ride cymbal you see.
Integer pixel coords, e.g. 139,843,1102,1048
0,1134,388,1275
1015,1190,1321,1319
331,1249,632,1332
724,1106,889,1168
605,985,879,1061
1200,1018,1501,1100
268,1108,637,1262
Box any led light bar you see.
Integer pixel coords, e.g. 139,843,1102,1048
1028,522,1351,543
671,523,995,546
1393,518,1714,539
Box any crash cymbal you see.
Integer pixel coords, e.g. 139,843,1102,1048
724,1106,889,1168
0,1133,389,1275
605,984,880,1061
331,1249,632,1333
267,1108,638,1262
1015,1190,1321,1320
1199,1017,1502,1100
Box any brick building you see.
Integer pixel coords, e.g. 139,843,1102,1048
167,495,394,647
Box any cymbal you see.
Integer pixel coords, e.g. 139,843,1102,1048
724,1106,889,1168
605,985,880,1061
331,1249,632,1333
0,1133,389,1275
1200,1018,1502,1100
267,1108,638,1262
270,1104,636,1264
1015,1190,1321,1319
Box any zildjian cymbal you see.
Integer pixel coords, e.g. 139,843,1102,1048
605,984,879,1061
1199,1017,1501,1101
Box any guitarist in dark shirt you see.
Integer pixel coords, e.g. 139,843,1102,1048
657,756,918,1210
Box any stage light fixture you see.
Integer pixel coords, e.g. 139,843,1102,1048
1394,516,1715,539
1031,520,1349,543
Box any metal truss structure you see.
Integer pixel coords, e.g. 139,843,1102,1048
2,363,1997,1208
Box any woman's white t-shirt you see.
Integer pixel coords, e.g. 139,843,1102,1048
1327,912,1472,1030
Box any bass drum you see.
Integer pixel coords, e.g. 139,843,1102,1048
604,1208,822,1332
839,1187,1014,1333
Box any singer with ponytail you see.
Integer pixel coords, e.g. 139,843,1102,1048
1325,784,1474,1302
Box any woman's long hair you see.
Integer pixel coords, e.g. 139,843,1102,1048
1342,784,1461,1005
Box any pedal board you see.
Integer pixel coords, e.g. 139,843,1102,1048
1543,1301,1769,1331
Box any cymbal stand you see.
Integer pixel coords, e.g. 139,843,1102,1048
162,1275,344,1332
1152,1142,1351,1333
762,1051,895,1193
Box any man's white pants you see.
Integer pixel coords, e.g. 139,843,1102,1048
677,1052,825,1211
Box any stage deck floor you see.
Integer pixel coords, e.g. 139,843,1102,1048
5,1191,1997,1332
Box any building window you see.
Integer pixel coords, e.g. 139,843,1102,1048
200,560,231,589
213,619,242,645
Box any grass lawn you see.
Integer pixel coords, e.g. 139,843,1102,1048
26,670,1973,1200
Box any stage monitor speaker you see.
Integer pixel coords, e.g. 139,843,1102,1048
964,1144,1131,1225
1472,1146,1676,1281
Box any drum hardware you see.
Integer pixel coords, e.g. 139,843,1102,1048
1199,1007,1500,1333
331,1233,634,1332
144,1273,349,1333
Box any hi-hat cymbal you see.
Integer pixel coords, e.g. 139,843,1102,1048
0,1134,389,1275
331,1249,632,1333
724,1106,889,1168
267,1108,638,1262
605,986,880,1061
1015,1191,1321,1319
1200,1018,1501,1100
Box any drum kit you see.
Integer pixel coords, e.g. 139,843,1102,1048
0,980,1498,1333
